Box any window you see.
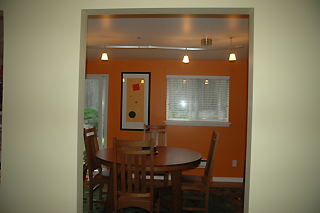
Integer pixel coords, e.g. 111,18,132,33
166,75,230,127
85,74,109,148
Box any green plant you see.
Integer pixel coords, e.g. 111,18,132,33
84,108,99,131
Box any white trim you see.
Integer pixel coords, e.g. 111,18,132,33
98,77,103,149
103,76,109,148
165,120,230,127
212,177,243,183
166,75,230,80
198,160,207,168
163,175,242,183
85,74,109,148
86,74,107,78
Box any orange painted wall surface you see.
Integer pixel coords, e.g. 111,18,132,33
86,60,248,178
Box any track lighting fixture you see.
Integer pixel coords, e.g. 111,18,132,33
229,37,236,61
89,37,243,62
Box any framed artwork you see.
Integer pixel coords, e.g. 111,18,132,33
120,72,150,131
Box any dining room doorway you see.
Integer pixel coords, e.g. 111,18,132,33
84,74,109,149
81,7,253,213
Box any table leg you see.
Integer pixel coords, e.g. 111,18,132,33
171,169,182,213
105,168,114,213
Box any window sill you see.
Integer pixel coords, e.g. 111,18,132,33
165,120,230,127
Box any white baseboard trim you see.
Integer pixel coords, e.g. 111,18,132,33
198,161,207,168
107,169,243,183
212,177,243,182
160,175,242,183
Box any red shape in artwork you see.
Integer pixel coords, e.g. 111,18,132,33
132,84,140,91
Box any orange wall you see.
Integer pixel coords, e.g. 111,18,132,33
86,60,248,178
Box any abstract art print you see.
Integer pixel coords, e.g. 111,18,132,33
121,72,150,130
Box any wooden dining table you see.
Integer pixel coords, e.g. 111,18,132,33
96,146,202,213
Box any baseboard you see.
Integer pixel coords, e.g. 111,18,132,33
105,169,243,183
212,177,243,183
192,160,244,183
162,175,243,183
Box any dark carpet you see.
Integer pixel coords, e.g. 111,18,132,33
83,183,244,213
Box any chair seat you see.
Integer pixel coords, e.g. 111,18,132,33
93,170,110,183
119,192,159,206
99,169,111,177
118,196,158,212
181,174,205,186
119,195,153,204
118,187,160,210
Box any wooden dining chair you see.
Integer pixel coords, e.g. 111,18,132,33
143,124,167,146
84,126,100,153
84,127,110,212
143,124,169,186
180,130,219,213
113,137,160,213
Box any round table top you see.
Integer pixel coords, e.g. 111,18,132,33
96,146,202,172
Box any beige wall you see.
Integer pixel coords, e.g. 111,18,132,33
0,1,319,213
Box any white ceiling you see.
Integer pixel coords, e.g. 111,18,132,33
86,14,249,62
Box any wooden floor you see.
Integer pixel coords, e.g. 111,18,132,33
210,181,243,188
0,171,243,189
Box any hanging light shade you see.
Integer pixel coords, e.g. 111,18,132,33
182,48,189,63
101,52,108,60
229,52,236,61
182,55,189,63
229,37,236,61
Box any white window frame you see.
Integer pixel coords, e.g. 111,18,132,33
165,75,231,127
86,74,109,148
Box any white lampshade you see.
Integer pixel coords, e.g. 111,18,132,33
229,52,236,61
101,52,108,60
182,55,189,63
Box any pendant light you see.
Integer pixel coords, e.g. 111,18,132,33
101,46,109,61
182,48,189,64
229,37,236,61
101,52,108,60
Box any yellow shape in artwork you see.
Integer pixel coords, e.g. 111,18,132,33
126,78,145,123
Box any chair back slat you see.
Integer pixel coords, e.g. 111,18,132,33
144,124,167,146
141,156,147,193
203,130,219,186
113,137,155,202
133,155,140,193
84,126,99,152
120,155,126,193
84,127,101,174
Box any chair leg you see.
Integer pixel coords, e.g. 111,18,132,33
89,183,93,212
99,183,103,200
164,172,169,186
156,197,160,213
205,191,209,213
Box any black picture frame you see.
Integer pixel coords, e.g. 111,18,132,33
120,72,150,131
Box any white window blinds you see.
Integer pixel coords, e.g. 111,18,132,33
166,75,230,122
